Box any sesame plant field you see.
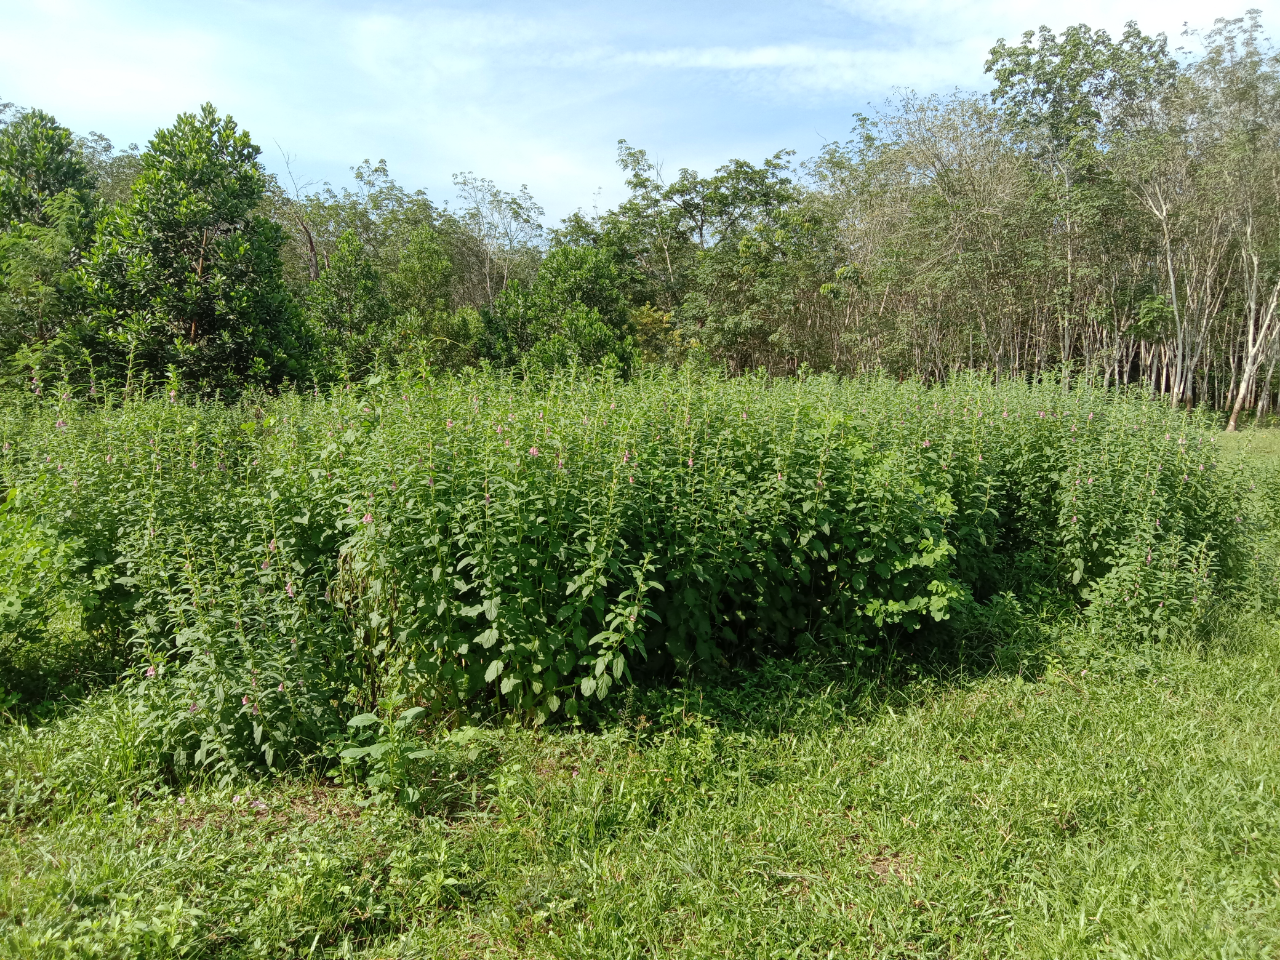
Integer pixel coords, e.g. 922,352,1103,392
1,370,1278,958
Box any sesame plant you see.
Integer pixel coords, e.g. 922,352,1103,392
0,366,1244,780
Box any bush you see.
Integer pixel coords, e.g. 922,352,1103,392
0,369,1245,777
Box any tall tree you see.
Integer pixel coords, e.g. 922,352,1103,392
0,109,94,227
79,103,305,392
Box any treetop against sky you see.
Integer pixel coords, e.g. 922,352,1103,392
0,0,1248,220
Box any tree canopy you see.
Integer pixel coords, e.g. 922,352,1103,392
1,15,1279,424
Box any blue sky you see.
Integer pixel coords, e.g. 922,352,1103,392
0,0,1254,222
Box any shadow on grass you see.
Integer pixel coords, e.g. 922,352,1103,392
575,589,1073,740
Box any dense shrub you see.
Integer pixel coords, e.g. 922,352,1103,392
0,369,1243,776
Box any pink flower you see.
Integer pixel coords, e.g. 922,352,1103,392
688,458,694,467
189,702,199,713
777,472,783,481
623,451,629,463
278,683,285,692
55,419,66,430
286,580,295,598
146,665,156,678
262,560,270,570
529,447,539,456
242,696,250,705
446,419,453,428
629,475,634,483
922,440,931,448
362,513,373,524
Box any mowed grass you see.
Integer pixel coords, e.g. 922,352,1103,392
3,622,1280,959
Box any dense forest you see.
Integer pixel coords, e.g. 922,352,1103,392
3,15,1280,426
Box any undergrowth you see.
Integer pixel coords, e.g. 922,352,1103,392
0,368,1251,784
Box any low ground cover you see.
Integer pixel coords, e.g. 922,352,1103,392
2,616,1278,958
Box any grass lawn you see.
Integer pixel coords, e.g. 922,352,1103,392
2,438,1278,959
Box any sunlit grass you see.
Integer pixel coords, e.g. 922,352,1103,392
3,615,1279,958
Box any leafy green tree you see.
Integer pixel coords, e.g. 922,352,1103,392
0,111,97,363
0,192,90,356
482,245,632,370
987,23,1175,161
0,109,94,227
307,229,391,379
681,203,849,373
386,222,453,316
78,103,305,392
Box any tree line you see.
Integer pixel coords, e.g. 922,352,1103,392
2,15,1279,426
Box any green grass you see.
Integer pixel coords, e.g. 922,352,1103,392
1218,425,1280,461
3,616,1280,958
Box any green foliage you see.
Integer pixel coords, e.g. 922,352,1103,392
77,103,306,393
0,110,94,228
385,222,452,316
2,618,1280,957
0,371,1247,779
483,245,633,369
307,229,392,379
0,192,91,355
986,21,1177,160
